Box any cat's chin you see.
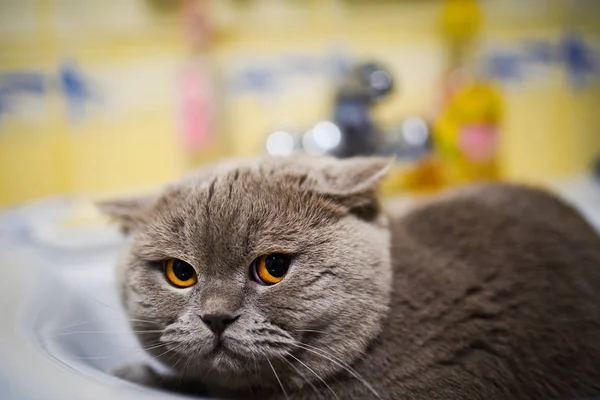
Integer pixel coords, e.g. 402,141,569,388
200,339,285,377
198,339,257,374
207,347,244,373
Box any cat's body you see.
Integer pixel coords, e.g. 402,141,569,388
102,156,600,400
348,184,600,399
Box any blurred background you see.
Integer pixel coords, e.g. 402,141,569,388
1,0,599,207
1,3,600,395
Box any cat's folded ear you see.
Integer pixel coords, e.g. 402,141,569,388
96,192,158,234
311,156,394,220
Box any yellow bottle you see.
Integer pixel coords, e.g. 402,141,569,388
434,80,503,185
433,0,503,186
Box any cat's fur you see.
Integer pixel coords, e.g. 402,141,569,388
100,156,600,399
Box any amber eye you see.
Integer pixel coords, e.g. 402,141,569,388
164,258,197,288
251,253,291,285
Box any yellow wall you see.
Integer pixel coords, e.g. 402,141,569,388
210,0,600,184
1,0,599,206
0,0,193,205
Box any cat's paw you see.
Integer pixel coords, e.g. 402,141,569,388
111,363,162,387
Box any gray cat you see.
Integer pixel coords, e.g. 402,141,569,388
99,156,600,399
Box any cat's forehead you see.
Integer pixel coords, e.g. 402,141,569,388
176,163,337,227
135,161,339,263
177,155,331,186
167,156,339,214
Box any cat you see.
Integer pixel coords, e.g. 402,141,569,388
99,155,600,399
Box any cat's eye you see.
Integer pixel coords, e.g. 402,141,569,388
164,258,197,288
251,253,291,285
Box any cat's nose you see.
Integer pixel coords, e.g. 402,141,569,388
201,313,239,336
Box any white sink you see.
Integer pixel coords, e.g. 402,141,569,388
0,198,191,400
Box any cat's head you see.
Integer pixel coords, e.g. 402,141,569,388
99,156,393,395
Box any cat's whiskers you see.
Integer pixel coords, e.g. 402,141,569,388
248,352,260,381
54,292,163,335
144,341,171,352
177,354,192,391
67,354,122,360
51,329,163,338
286,352,339,400
294,341,357,371
278,355,322,399
53,320,110,331
291,342,380,399
53,317,159,332
296,329,329,335
170,353,185,370
243,357,257,395
149,342,183,364
78,293,165,328
267,358,289,400
65,341,170,360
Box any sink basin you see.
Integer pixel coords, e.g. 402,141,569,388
0,198,192,400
